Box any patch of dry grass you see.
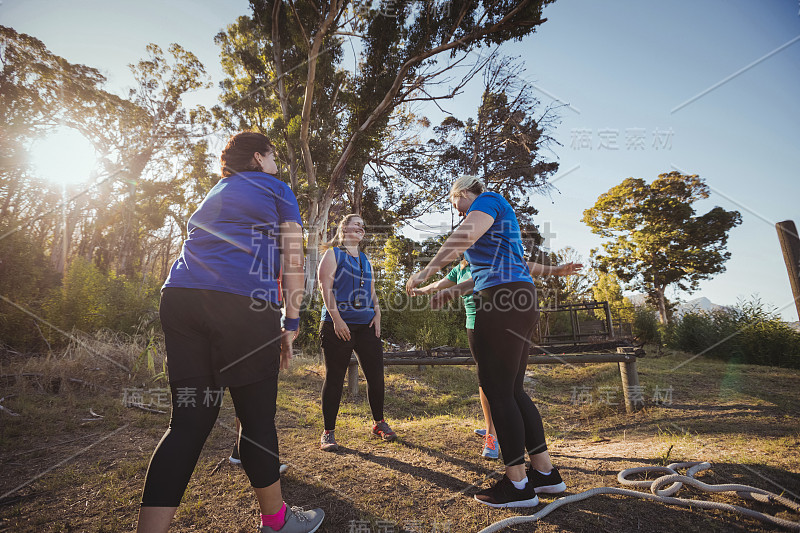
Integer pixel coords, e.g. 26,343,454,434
1,342,799,532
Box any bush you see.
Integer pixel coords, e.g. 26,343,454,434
633,305,662,344
667,298,800,368
43,257,161,343
0,222,62,352
379,291,467,350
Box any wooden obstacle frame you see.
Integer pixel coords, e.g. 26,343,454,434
345,301,645,413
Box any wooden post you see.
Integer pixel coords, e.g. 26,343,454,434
570,307,578,342
618,347,641,414
776,220,800,321
347,359,359,399
601,301,614,339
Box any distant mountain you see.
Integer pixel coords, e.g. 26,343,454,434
623,294,726,316
676,297,727,316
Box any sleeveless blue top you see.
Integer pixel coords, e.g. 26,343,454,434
321,247,376,324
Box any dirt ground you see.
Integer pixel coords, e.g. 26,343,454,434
1,349,799,532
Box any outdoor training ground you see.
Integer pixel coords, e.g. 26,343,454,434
0,341,798,532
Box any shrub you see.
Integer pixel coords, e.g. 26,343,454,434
632,305,662,344
667,298,800,368
43,258,160,343
0,222,62,352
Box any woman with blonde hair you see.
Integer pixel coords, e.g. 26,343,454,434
317,214,397,452
407,175,573,508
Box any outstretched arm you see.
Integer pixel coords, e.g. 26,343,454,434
406,211,494,293
430,277,475,309
528,261,583,277
411,277,456,296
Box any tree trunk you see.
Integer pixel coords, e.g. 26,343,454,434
655,286,668,325
352,173,363,215
304,196,332,300
272,1,300,191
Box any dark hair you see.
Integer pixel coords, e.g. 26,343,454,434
220,132,274,177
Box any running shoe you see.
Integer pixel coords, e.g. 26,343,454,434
229,443,241,465
372,420,397,441
481,434,499,460
319,430,339,452
526,465,567,494
232,443,289,474
258,505,324,533
474,428,487,437
474,475,539,508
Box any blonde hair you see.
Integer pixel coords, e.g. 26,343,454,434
449,175,486,199
322,214,364,251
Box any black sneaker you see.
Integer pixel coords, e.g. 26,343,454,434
474,475,539,508
527,465,567,494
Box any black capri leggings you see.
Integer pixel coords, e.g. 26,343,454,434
472,281,546,467
141,288,283,507
320,321,385,430
141,375,281,506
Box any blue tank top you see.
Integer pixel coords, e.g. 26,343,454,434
321,247,376,324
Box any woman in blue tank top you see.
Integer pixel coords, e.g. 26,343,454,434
317,214,397,451
406,175,571,509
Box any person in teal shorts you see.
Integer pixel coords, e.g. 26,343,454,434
411,259,499,459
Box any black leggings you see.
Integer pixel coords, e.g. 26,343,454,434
472,281,546,467
141,375,280,507
320,321,385,429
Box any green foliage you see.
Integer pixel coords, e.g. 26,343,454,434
583,172,742,324
44,258,160,340
592,271,634,323
667,298,800,368
0,221,61,351
380,291,467,350
295,297,323,356
633,306,662,345
429,57,559,226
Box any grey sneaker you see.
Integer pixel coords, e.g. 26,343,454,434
320,430,339,452
229,443,241,465
258,505,324,533
371,419,397,441
232,444,289,474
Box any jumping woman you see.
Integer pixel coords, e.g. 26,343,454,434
406,175,570,508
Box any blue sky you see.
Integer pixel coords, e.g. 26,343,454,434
4,0,799,320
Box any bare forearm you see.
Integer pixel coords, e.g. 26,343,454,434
280,222,305,319
282,259,304,318
528,262,559,276
320,285,344,323
447,278,475,298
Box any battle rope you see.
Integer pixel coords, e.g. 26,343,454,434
478,462,800,532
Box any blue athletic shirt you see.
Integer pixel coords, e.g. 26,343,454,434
163,171,303,303
321,247,376,324
464,191,534,292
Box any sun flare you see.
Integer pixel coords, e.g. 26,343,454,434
30,128,98,186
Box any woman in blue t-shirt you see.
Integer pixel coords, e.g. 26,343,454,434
317,214,397,452
137,132,323,533
406,175,572,509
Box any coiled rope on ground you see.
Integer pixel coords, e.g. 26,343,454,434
478,461,800,532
